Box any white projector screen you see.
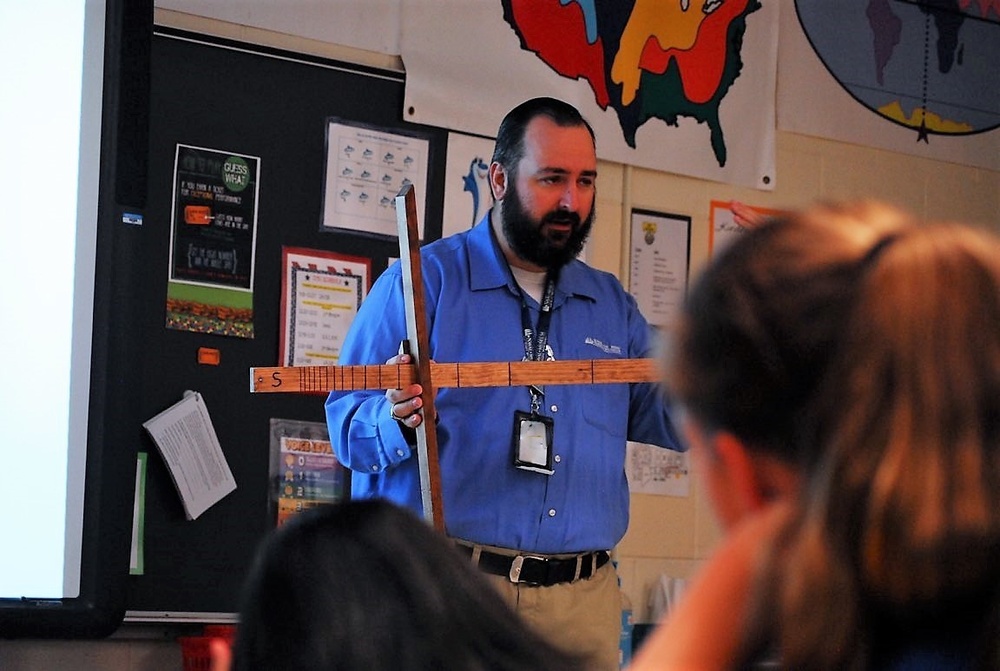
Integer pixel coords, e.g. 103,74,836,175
0,0,104,601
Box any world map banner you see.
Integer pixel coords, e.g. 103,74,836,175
778,0,999,171
400,0,779,191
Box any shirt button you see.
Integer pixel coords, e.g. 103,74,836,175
550,404,558,413
371,464,380,472
548,509,556,517
554,454,562,463
396,449,405,457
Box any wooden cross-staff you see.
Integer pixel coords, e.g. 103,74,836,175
250,185,661,530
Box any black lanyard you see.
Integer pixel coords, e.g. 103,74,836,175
518,269,557,413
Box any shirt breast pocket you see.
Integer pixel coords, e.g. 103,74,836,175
577,383,628,438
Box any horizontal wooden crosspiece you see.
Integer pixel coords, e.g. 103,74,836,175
250,358,660,394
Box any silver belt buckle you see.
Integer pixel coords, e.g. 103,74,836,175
508,554,545,583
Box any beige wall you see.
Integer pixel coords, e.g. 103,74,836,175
0,630,181,671
4,10,997,670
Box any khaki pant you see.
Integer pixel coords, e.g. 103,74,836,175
481,560,622,671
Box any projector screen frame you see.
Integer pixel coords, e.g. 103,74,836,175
0,0,151,639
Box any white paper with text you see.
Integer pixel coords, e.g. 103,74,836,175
142,391,237,520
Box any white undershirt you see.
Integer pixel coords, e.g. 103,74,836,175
509,265,547,304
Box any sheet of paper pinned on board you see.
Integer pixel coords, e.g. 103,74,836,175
142,391,237,520
625,441,690,497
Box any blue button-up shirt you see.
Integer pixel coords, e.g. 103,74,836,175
325,217,683,553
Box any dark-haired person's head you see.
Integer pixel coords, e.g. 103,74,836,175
225,499,588,671
489,97,597,271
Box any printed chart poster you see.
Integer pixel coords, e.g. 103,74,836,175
269,419,345,527
167,144,260,338
279,247,370,367
321,119,430,238
628,209,691,328
626,441,690,498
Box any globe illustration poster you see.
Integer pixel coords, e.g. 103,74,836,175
794,0,999,141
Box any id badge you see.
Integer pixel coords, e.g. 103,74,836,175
512,410,554,475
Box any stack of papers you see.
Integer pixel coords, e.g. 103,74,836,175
142,391,237,520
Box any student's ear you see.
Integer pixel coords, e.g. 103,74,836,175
489,162,508,200
712,431,800,511
686,419,778,530
712,432,771,513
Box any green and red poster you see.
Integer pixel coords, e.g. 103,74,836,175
167,144,260,338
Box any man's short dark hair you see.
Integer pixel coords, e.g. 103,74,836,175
491,97,596,172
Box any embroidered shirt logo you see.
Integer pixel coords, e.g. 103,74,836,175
584,336,622,355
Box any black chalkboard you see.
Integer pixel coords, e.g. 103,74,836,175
125,28,447,616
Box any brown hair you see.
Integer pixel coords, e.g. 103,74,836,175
779,221,1000,669
667,202,1000,668
665,200,909,468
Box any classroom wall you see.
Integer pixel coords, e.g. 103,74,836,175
2,8,997,670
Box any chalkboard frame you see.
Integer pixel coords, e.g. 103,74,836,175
0,0,152,639
123,26,448,620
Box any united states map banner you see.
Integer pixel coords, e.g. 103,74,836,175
400,0,779,191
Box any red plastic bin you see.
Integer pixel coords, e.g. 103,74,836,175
179,625,237,671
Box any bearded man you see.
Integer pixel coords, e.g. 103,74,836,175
325,97,683,671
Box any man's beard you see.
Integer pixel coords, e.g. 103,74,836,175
500,181,594,270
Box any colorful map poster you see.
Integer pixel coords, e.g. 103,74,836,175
401,0,779,190
779,1,999,170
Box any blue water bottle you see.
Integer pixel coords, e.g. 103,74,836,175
616,563,633,669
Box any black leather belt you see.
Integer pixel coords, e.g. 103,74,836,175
456,543,610,586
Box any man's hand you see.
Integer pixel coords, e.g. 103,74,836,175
385,351,426,428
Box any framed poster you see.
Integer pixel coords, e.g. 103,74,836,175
628,209,691,328
279,247,371,367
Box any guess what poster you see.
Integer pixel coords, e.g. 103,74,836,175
166,144,260,338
